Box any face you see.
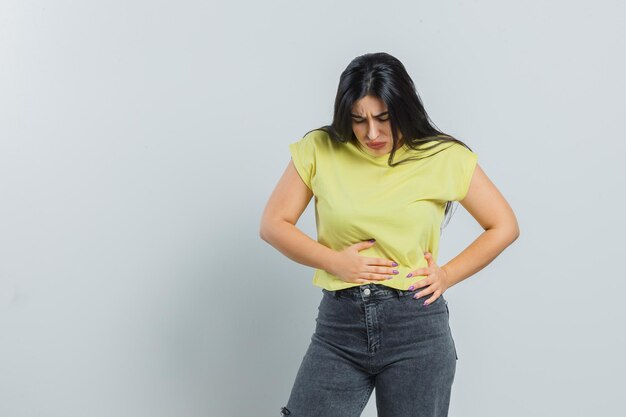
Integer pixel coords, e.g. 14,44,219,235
351,95,403,156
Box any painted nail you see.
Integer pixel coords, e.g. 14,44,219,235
391,262,398,267
392,270,398,274
406,273,412,277
408,286,414,291
423,301,429,306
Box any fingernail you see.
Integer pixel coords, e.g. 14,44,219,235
392,270,398,274
408,286,414,291
406,273,412,277
391,262,398,267
423,301,429,306
369,239,376,242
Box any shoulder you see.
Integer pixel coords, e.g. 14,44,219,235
422,139,477,161
300,128,334,148
444,141,478,164
290,129,337,158
404,139,478,176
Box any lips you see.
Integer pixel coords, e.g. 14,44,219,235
367,141,385,149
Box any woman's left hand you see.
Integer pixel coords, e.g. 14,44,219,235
406,252,451,305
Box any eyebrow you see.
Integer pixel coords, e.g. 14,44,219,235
350,111,389,118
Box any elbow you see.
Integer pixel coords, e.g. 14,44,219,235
508,223,521,244
259,218,281,243
512,217,521,240
487,220,520,244
503,213,521,243
260,217,295,243
259,210,277,242
259,216,269,242
259,223,270,243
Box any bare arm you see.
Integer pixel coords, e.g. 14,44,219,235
260,159,397,284
441,163,521,288
259,160,337,272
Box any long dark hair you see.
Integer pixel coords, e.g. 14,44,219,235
305,52,474,229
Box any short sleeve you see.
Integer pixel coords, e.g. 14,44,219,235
453,143,478,201
288,134,316,192
440,143,478,201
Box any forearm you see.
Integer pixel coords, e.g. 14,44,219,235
442,226,519,288
260,220,337,273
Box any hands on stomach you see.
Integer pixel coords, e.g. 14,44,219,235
327,239,399,285
327,241,451,306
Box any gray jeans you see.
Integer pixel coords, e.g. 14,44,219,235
280,283,458,417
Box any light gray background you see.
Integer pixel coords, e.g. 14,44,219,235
1,1,624,416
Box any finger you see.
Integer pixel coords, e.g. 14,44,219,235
366,257,398,267
369,274,393,281
407,279,429,292
362,272,392,281
424,252,435,267
353,240,377,254
422,291,440,306
406,268,428,278
366,265,399,279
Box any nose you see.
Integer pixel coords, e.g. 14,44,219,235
367,119,380,140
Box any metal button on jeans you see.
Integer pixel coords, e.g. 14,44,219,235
363,288,371,296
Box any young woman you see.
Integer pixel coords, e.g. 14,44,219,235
260,52,519,417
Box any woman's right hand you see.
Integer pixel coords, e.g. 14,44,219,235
327,240,399,284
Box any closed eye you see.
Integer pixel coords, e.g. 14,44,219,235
352,117,389,123
351,111,389,123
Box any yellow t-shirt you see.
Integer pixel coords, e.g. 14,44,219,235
288,129,478,291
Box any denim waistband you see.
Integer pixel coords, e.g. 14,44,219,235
323,283,416,301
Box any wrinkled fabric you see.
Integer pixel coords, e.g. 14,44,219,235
288,129,478,291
